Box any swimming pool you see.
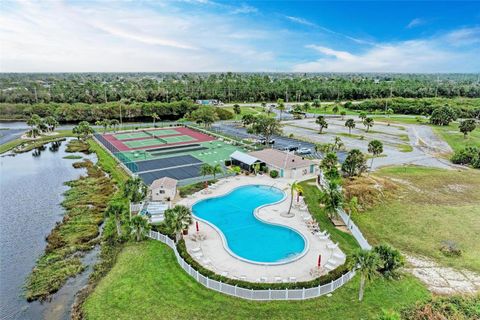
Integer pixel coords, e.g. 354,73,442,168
192,185,307,264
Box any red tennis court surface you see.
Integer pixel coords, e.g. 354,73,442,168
102,127,215,152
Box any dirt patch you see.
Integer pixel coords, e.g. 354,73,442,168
406,255,480,295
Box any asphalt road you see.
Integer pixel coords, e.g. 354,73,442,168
211,122,347,161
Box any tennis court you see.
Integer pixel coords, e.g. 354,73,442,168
114,129,180,140
96,126,246,185
123,135,195,149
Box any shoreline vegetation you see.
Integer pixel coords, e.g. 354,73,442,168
25,140,116,301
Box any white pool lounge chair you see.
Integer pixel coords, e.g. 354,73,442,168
332,252,345,260
327,243,339,250
190,247,201,253
239,275,247,281
324,263,336,271
275,276,282,283
221,271,229,277
288,277,297,282
317,234,330,241
259,277,268,283
202,258,212,265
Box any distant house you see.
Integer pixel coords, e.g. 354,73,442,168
149,177,178,202
230,150,264,172
248,149,317,179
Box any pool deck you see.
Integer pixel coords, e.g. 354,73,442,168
180,175,346,283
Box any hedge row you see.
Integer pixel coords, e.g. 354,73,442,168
176,239,351,290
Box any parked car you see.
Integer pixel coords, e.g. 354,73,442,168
296,147,312,155
283,145,299,152
258,137,275,145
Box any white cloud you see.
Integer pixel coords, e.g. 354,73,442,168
293,28,480,73
231,4,258,15
406,18,425,29
0,1,275,72
286,16,316,27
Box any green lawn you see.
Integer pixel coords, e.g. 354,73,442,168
433,122,480,153
353,166,480,273
83,241,429,320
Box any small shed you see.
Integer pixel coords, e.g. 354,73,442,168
230,151,264,172
149,177,178,202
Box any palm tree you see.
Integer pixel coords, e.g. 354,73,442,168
315,115,328,133
320,181,344,220
363,117,374,132
359,112,367,121
368,140,383,170
276,98,286,120
349,249,381,301
211,163,223,179
200,163,213,188
44,116,59,132
27,114,42,138
340,110,347,120
333,136,344,151
345,119,356,134
130,215,150,242
321,152,338,172
123,177,147,203
332,105,339,115
164,205,193,241
110,119,120,132
286,181,303,217
106,203,125,237
151,112,159,127
312,99,321,109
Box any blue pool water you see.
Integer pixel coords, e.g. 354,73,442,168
192,185,306,264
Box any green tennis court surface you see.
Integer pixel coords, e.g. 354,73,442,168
114,129,179,140
116,141,245,166
123,135,195,148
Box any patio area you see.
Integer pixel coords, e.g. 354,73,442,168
179,175,347,283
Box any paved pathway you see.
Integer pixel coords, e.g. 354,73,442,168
406,255,480,295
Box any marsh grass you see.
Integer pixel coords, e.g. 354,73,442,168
24,142,115,301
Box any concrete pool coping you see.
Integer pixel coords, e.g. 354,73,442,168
190,184,310,266
180,175,347,282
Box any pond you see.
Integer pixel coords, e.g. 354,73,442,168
0,139,98,320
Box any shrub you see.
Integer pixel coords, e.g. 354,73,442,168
176,239,351,290
439,240,462,257
215,108,234,120
224,160,232,166
451,146,480,168
270,170,279,178
430,105,457,126
401,295,480,320
178,180,217,198
376,310,401,320
372,244,405,278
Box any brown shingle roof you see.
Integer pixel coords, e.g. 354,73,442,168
248,149,315,170
150,177,178,189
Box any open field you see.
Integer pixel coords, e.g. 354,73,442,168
83,241,429,320
353,166,480,273
433,122,480,153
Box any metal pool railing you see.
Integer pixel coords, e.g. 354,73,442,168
147,230,356,301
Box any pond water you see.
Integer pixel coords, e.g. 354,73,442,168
0,139,98,320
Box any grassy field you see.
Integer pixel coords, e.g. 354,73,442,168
433,122,480,153
83,241,429,320
224,106,273,120
353,166,480,273
300,180,359,255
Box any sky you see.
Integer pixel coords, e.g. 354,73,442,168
1,0,479,73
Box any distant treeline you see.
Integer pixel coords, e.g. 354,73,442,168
0,101,198,122
1,73,479,104
350,98,480,118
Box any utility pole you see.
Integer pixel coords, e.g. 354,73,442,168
34,87,38,103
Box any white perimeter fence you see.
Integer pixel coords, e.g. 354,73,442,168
148,230,356,301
